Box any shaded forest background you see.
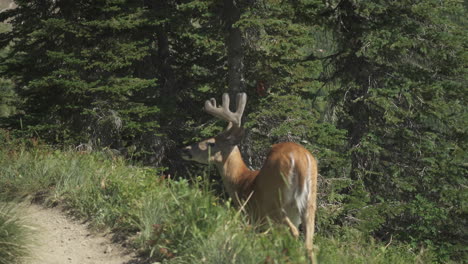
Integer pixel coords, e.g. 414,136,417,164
0,0,466,262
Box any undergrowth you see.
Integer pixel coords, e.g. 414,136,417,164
0,139,435,263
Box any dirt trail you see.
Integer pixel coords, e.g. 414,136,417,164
23,204,138,264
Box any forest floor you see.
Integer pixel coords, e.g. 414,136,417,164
22,204,139,264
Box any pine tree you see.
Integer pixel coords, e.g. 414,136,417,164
321,0,467,260
0,0,158,154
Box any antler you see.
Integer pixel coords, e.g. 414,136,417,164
204,93,247,129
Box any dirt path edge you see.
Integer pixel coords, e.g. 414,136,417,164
21,204,140,264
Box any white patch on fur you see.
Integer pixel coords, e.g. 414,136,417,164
295,154,311,216
282,152,311,227
282,153,296,205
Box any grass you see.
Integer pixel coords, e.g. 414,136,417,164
0,139,434,263
0,203,33,264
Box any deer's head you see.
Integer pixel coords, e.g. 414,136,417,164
181,93,247,164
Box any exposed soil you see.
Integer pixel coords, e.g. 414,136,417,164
0,0,14,10
22,204,139,264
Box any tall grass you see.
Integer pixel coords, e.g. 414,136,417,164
0,141,434,263
0,203,32,264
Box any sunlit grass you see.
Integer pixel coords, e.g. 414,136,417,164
0,142,433,263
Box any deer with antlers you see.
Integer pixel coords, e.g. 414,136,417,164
181,93,318,261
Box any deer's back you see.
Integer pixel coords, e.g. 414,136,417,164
250,142,317,222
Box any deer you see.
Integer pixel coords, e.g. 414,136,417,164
181,93,318,262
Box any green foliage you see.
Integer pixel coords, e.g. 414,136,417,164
0,21,16,118
238,2,324,95
0,77,15,117
244,94,347,173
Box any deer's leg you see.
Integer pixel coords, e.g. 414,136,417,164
283,215,300,238
302,169,318,264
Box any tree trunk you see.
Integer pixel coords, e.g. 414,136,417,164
223,0,245,102
156,26,176,97
145,0,176,97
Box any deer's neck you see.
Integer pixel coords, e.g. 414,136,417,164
216,146,258,204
